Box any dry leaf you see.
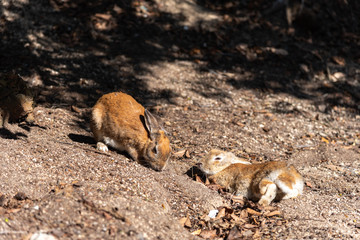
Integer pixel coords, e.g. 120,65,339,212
230,213,246,224
6,208,21,214
71,105,81,113
179,217,187,227
332,72,346,80
231,195,245,204
227,226,242,239
264,210,281,217
195,175,203,184
243,229,254,237
305,181,313,188
113,5,123,14
253,229,261,239
299,64,310,73
246,208,261,216
331,56,345,66
190,48,201,55
207,184,224,191
240,209,248,218
218,221,231,229
205,178,210,185
179,216,192,228
200,213,210,222
199,229,217,239
103,212,112,220
95,13,112,20
244,224,257,228
266,47,289,56
184,217,192,228
321,137,329,144
0,207,5,215
262,205,278,212
184,150,191,158
215,207,226,220
232,120,245,127
173,149,186,158
191,229,202,235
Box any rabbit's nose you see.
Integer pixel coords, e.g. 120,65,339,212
196,162,203,168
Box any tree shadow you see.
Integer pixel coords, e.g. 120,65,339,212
0,0,358,115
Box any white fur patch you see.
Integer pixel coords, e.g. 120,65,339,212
97,142,109,152
266,170,281,181
231,158,251,165
281,177,304,199
103,137,126,151
275,176,304,199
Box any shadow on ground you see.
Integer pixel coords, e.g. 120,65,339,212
0,0,359,113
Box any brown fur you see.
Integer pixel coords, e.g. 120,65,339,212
0,94,34,128
90,92,171,171
0,73,35,128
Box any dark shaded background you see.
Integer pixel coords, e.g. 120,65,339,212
0,0,359,112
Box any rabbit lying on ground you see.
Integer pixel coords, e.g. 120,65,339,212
197,149,303,205
90,92,171,171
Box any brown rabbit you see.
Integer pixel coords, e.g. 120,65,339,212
197,149,304,205
0,94,35,128
90,92,171,171
0,72,35,128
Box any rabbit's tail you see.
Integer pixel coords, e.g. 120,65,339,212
92,107,103,129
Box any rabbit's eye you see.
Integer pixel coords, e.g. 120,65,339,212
214,157,222,161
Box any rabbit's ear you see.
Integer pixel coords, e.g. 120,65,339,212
144,109,160,140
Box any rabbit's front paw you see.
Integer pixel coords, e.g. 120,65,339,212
97,142,109,152
258,198,270,206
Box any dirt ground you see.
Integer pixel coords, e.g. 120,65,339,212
0,0,359,239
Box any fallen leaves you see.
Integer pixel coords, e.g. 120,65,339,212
191,229,202,235
264,210,281,217
173,149,186,158
91,12,117,32
321,136,330,144
173,149,191,158
246,208,261,216
227,226,242,239
331,56,346,66
0,193,33,215
189,169,286,238
184,200,285,239
199,229,217,239
179,215,192,228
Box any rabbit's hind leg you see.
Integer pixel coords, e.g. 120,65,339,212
276,168,303,199
277,180,302,199
258,179,277,206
